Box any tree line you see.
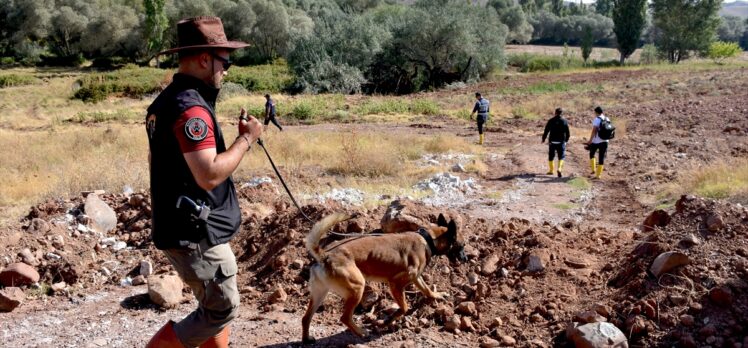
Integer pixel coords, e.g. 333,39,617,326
0,0,744,93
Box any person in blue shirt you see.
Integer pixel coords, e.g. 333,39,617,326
469,92,490,145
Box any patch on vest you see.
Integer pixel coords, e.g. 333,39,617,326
184,117,209,141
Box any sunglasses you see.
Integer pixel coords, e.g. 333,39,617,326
210,53,232,71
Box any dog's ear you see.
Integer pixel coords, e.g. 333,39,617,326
437,214,448,227
443,220,457,242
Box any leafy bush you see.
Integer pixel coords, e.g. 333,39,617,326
410,99,440,115
290,101,315,120
590,59,621,68
523,56,564,72
707,41,742,64
73,66,169,103
355,99,409,115
224,59,295,93
0,74,38,88
0,57,15,66
639,44,659,64
217,82,248,102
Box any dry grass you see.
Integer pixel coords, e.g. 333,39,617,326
677,160,748,200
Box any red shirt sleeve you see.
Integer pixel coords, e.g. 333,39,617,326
173,106,216,153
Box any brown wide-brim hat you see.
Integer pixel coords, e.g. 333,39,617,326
158,16,249,56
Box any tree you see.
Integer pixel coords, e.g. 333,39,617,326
595,0,613,17
144,0,169,61
489,0,533,43
717,15,746,43
551,0,563,16
612,0,647,64
581,26,594,62
651,0,722,63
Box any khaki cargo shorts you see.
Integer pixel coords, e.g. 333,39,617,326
163,238,240,346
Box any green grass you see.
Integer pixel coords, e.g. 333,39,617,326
73,65,170,103
511,105,540,120
553,202,578,210
69,109,141,123
0,73,38,88
224,59,294,93
567,177,591,190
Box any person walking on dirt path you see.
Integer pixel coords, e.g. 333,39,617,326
586,106,610,179
470,92,490,145
263,94,283,131
144,16,262,348
542,108,570,178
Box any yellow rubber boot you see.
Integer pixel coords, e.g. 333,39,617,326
547,161,554,175
479,134,484,145
589,158,596,174
557,160,564,177
595,164,604,179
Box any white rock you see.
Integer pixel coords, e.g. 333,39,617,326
140,260,153,277
567,322,628,348
112,241,127,251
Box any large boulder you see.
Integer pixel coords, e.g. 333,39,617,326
0,263,40,287
642,210,670,232
148,274,183,308
649,252,690,278
84,194,117,233
567,322,628,348
0,287,25,312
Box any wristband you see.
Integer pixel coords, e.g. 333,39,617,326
237,134,251,151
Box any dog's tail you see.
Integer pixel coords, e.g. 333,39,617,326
306,213,350,263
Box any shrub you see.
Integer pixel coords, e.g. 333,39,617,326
410,99,440,115
224,59,295,93
590,59,621,68
507,53,583,72
217,82,248,102
707,41,742,64
639,44,659,64
523,56,563,72
0,74,38,88
0,57,15,66
290,101,315,121
73,66,169,103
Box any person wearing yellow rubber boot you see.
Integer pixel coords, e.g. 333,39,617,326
586,106,611,179
542,108,570,177
470,92,490,145
145,17,261,348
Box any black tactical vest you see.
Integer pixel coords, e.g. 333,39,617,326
146,73,241,250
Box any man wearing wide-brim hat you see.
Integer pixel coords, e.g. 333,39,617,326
145,16,262,348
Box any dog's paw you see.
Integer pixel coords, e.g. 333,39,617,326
302,336,316,345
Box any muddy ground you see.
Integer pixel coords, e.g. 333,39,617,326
1,66,747,347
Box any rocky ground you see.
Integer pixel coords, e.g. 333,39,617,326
1,66,747,347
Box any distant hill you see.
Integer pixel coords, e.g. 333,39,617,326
720,1,748,18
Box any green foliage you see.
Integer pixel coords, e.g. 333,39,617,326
506,81,572,94
70,109,140,123
355,99,409,115
409,99,440,115
0,57,15,66
613,0,647,64
528,10,614,45
595,0,614,17
290,101,315,120
224,59,294,93
717,16,746,43
581,26,594,62
0,73,38,88
707,41,742,64
73,66,168,103
489,0,533,44
144,0,169,56
639,44,659,64
651,0,722,63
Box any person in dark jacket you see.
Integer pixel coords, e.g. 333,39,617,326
469,92,490,145
542,108,571,177
263,94,283,131
144,16,262,348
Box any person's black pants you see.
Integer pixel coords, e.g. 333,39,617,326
477,115,487,134
264,115,283,131
548,142,566,161
589,142,608,164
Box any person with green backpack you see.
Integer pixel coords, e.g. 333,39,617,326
586,106,615,179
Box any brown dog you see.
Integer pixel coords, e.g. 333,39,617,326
301,213,467,343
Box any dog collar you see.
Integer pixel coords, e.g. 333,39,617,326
417,228,439,258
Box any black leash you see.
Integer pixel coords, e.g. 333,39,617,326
256,137,388,238
256,138,315,224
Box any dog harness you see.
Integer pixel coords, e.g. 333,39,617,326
416,228,439,259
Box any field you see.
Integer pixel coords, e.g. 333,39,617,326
1,46,747,347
